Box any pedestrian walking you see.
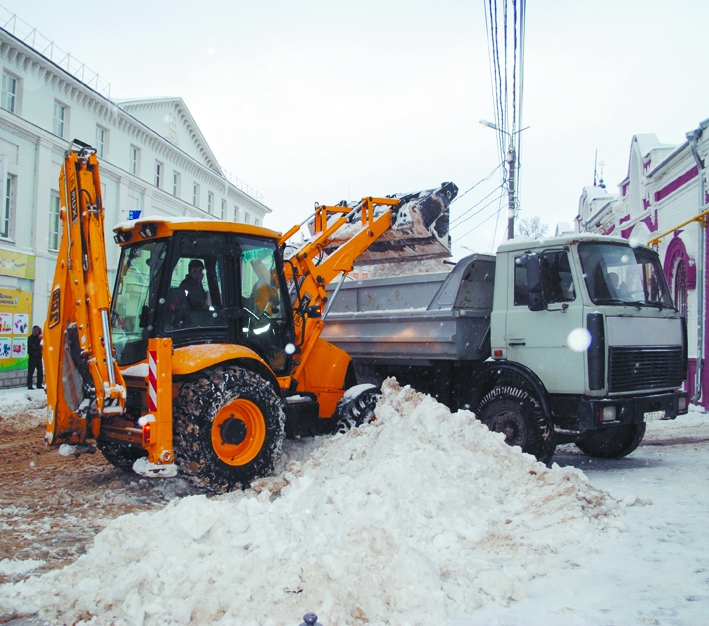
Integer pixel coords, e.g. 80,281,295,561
27,325,43,390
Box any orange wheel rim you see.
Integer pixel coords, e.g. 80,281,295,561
211,398,266,466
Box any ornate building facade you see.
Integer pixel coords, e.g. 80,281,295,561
0,25,270,387
578,119,709,406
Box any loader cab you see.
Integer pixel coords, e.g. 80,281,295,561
110,229,295,375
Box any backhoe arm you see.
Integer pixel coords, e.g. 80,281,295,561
45,140,126,445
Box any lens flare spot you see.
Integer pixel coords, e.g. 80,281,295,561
567,327,592,352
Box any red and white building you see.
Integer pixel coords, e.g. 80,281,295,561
578,118,709,407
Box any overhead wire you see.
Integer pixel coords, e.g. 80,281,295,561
450,184,506,228
453,194,507,242
450,161,504,207
482,0,525,234
515,0,526,206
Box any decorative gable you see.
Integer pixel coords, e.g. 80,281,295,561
116,98,221,173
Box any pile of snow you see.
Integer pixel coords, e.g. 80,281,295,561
0,380,622,625
0,559,45,577
0,389,46,432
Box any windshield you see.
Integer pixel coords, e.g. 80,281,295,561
111,240,168,365
578,242,674,308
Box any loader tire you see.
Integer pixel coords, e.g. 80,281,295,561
335,385,380,432
575,423,646,459
477,386,555,464
96,440,147,473
172,366,285,493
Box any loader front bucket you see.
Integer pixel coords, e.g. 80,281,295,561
322,182,456,264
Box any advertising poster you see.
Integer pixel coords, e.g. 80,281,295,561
0,288,33,371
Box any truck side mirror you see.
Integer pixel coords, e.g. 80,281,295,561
525,254,544,311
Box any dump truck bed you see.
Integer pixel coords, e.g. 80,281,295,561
322,254,496,361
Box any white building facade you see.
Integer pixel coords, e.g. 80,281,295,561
578,119,709,408
0,26,270,387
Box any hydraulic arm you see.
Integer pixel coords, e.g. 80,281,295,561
45,140,126,445
280,183,456,384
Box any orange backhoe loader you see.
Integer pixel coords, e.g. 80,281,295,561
44,140,455,492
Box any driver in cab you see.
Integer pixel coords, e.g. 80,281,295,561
180,259,211,311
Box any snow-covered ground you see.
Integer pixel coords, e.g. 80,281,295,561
0,383,707,625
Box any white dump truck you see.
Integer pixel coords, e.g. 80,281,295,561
323,233,689,463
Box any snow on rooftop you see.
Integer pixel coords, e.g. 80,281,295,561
0,379,620,625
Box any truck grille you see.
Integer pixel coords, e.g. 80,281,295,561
608,346,684,392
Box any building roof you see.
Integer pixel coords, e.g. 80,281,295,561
115,97,221,173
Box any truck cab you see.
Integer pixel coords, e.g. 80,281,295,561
492,233,688,453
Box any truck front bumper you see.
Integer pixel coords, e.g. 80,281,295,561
577,390,689,433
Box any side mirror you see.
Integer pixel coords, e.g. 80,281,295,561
525,254,544,311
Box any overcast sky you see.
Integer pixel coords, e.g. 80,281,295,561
5,0,709,256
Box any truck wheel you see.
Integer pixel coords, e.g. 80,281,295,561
477,386,555,464
575,423,646,459
335,385,380,432
96,440,147,472
173,366,285,493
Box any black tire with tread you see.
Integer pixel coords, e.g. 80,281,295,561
172,366,285,493
575,423,646,459
335,387,380,433
477,385,556,464
96,440,147,472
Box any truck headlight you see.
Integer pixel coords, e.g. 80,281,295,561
600,406,616,422
678,396,688,411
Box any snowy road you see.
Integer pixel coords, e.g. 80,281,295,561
0,387,707,625
463,413,709,625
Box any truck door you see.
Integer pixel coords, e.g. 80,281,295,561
505,249,585,394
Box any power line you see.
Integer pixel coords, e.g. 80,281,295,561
450,184,505,228
453,195,507,242
450,193,505,243
450,161,504,206
483,0,526,237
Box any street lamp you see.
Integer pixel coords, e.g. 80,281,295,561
479,120,529,240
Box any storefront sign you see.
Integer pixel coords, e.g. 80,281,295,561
0,288,32,371
0,249,36,279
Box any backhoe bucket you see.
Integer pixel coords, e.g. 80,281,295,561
320,182,456,264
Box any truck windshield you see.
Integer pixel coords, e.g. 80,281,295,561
111,240,167,365
578,242,674,308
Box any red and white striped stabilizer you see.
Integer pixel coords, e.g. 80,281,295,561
148,349,158,413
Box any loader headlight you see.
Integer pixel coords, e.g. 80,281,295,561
114,230,132,244
139,222,158,239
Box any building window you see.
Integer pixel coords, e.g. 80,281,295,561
207,192,214,214
173,172,181,197
193,183,200,207
254,217,261,227
95,126,107,158
233,205,239,222
49,192,61,251
53,101,67,138
1,72,17,113
130,145,140,176
221,199,226,220
0,174,16,239
155,161,163,189
243,211,250,225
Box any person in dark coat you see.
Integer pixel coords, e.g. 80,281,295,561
27,325,43,390
179,259,210,311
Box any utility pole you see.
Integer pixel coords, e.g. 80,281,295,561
480,120,528,241
507,144,516,240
